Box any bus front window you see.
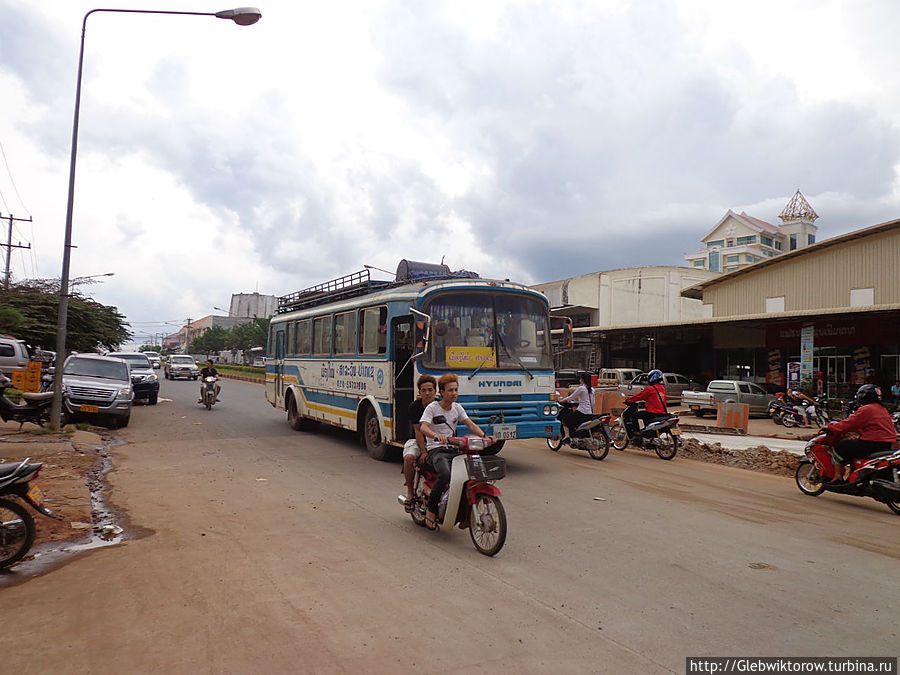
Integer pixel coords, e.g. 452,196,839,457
422,292,551,371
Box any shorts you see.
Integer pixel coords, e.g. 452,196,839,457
403,438,421,459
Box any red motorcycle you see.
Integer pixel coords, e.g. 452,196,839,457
398,436,507,556
795,430,900,515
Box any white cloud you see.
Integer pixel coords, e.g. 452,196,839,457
1,0,899,344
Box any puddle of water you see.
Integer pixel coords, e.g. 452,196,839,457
0,434,131,586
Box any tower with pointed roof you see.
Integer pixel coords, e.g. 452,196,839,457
684,191,818,273
778,189,818,252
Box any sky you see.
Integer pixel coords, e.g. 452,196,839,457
1,0,899,346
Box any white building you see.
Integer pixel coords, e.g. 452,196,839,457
684,190,819,273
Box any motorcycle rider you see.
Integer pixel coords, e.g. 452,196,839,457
556,371,594,438
787,388,818,426
624,369,667,443
198,360,221,403
419,373,493,531
401,375,437,511
826,384,894,483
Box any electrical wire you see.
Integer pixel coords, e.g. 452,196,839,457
0,138,31,216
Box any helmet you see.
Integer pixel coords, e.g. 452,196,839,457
855,384,882,405
648,369,663,384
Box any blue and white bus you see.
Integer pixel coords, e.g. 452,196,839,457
265,261,562,459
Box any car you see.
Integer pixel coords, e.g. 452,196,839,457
165,354,199,380
597,368,643,386
145,352,161,369
62,354,133,428
618,372,696,405
0,335,30,375
554,369,586,388
106,352,160,405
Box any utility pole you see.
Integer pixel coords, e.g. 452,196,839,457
184,318,192,352
0,213,33,290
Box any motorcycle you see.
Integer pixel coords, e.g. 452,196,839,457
795,429,900,515
892,411,900,436
546,400,611,460
0,374,57,428
0,458,57,568
610,402,682,460
769,394,828,428
398,435,507,556
200,376,218,410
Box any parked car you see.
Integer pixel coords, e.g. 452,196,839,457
62,354,133,428
0,335,30,375
681,380,777,417
107,352,159,405
597,368,642,386
554,369,590,388
165,355,199,380
618,372,695,405
145,352,161,369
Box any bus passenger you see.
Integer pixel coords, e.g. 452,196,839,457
402,374,437,510
419,373,493,531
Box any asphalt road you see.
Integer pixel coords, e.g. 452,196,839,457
2,376,898,673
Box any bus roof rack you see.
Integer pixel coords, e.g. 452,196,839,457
277,262,481,314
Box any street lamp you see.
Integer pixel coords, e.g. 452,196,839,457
70,272,115,290
51,7,261,429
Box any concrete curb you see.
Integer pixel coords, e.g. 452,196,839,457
218,372,265,385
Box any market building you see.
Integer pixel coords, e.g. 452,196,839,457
535,216,900,400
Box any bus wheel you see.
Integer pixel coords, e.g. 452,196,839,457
363,406,389,461
288,396,316,432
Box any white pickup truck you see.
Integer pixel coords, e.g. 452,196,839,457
681,380,776,417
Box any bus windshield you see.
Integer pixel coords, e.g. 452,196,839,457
422,291,552,371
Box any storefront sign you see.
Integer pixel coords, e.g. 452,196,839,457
766,349,783,387
800,324,814,383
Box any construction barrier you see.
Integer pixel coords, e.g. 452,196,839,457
595,390,626,415
716,402,749,434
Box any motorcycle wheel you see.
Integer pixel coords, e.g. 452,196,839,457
469,494,506,557
588,432,610,461
781,414,798,428
795,462,826,496
772,414,783,425
205,393,212,411
655,430,679,460
0,498,35,569
611,422,629,450
546,435,564,451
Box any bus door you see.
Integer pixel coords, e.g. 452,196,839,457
392,316,415,441
274,327,286,403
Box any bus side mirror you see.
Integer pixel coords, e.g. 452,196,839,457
562,322,573,350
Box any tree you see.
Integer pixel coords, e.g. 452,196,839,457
190,325,229,358
225,318,269,363
0,279,131,353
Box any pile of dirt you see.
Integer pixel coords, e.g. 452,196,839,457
0,426,105,545
679,437,801,477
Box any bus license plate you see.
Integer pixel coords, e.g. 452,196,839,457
80,404,99,413
493,424,516,440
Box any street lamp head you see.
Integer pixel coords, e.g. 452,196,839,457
215,7,261,25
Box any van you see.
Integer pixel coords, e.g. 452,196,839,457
0,336,30,375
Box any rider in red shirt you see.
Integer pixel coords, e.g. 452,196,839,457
625,370,667,438
826,384,895,483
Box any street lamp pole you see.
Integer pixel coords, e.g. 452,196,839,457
50,6,261,429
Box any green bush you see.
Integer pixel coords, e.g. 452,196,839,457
215,364,265,378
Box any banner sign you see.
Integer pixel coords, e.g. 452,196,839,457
800,324,814,383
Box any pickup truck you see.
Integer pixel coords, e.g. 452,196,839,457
618,372,695,405
681,380,777,417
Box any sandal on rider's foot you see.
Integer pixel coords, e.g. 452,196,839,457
425,516,439,531
403,498,414,513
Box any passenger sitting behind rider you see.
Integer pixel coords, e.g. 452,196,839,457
557,371,593,436
624,369,667,443
402,375,437,509
198,360,221,404
419,373,493,531
826,384,894,483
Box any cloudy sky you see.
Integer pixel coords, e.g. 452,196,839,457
1,0,898,345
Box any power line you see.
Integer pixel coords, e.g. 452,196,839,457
0,138,31,216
